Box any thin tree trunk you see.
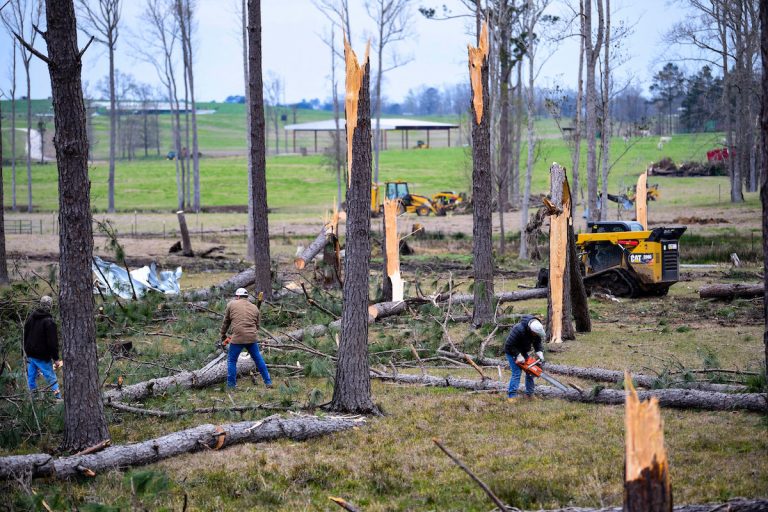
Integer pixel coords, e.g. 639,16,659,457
24,63,32,212
469,25,494,326
108,37,116,212
519,25,536,260
571,0,584,207
248,0,272,299
10,44,17,212
510,61,523,208
599,0,611,221
43,0,110,452
330,26,343,210
329,41,377,414
373,35,383,184
760,0,768,386
243,0,254,259
179,0,201,213
585,0,604,221
0,100,8,283
497,3,511,254
182,68,191,208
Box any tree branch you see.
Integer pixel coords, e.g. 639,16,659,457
78,35,96,59
13,32,50,65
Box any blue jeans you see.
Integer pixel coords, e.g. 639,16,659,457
506,354,534,398
227,342,271,388
27,357,60,394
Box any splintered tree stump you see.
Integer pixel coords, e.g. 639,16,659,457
624,373,672,512
176,210,195,257
546,163,576,342
383,198,404,301
468,22,494,327
636,171,648,229
699,283,763,300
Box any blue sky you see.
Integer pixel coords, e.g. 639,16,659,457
0,0,695,103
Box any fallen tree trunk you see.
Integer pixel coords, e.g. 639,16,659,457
521,500,768,512
371,371,767,412
184,267,257,301
430,288,547,305
105,300,411,403
0,414,364,480
295,225,330,270
444,351,747,393
699,283,763,300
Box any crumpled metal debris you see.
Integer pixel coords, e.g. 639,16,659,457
92,256,182,299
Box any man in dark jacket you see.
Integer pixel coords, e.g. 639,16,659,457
23,296,61,399
504,315,546,400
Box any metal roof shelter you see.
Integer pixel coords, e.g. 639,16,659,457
284,118,460,154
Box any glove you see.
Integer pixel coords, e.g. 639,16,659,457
535,351,544,362
515,354,525,364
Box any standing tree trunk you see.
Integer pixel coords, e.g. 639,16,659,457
242,0,254,259
510,61,523,208
108,35,116,212
760,0,768,384
584,0,604,221
177,0,201,212
571,0,584,207
519,13,536,260
0,100,8,283
41,0,110,451
497,2,511,254
24,61,32,212
247,0,272,299
469,23,494,326
599,0,611,221
329,40,377,415
10,42,17,212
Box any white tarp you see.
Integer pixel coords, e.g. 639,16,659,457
93,256,182,299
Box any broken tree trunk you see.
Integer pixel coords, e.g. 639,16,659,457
431,288,547,305
383,198,404,302
176,210,194,257
624,373,672,512
0,414,364,480
469,22,495,327
546,163,575,342
699,283,763,300
636,171,648,230
329,39,378,415
569,223,591,332
370,371,767,412
295,224,331,270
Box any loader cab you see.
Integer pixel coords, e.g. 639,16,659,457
386,181,411,203
588,221,645,233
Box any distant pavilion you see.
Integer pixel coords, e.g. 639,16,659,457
284,118,460,154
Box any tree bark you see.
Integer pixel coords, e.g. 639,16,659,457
10,43,17,212
510,61,523,208
176,210,194,257
0,100,8,284
43,0,111,452
0,415,365,480
761,0,768,386
178,0,201,212
248,0,272,299
571,0,585,207
698,283,763,300
295,225,331,270
329,41,377,414
108,36,117,212
243,0,255,259
371,371,768,412
497,0,511,254
598,0,611,221
568,224,590,332
469,23,494,326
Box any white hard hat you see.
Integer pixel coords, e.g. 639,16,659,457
528,319,546,340
234,288,249,297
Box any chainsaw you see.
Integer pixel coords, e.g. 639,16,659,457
516,356,570,393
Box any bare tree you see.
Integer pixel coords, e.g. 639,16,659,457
240,0,255,259
134,0,185,210
248,0,272,298
584,0,605,221
598,0,610,220
19,0,111,451
2,0,43,213
174,0,200,211
365,0,412,184
3,41,19,211
314,0,352,42
264,71,282,155
77,0,121,212
571,0,584,206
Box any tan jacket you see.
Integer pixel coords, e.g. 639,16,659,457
220,298,260,344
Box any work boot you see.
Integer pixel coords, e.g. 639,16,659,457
265,382,274,389
524,394,539,401
506,396,521,403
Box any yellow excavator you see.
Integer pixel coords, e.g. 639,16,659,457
371,181,445,217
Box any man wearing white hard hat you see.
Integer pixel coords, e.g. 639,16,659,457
503,315,546,401
220,288,272,389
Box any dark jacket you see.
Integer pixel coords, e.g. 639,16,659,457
23,309,59,361
504,314,543,358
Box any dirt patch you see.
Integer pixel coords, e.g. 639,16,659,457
673,216,730,225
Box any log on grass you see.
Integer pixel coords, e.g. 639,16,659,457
450,352,747,393
431,288,547,305
699,283,763,300
371,371,767,412
0,414,364,480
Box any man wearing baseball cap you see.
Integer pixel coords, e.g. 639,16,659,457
220,288,272,389
504,315,546,401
